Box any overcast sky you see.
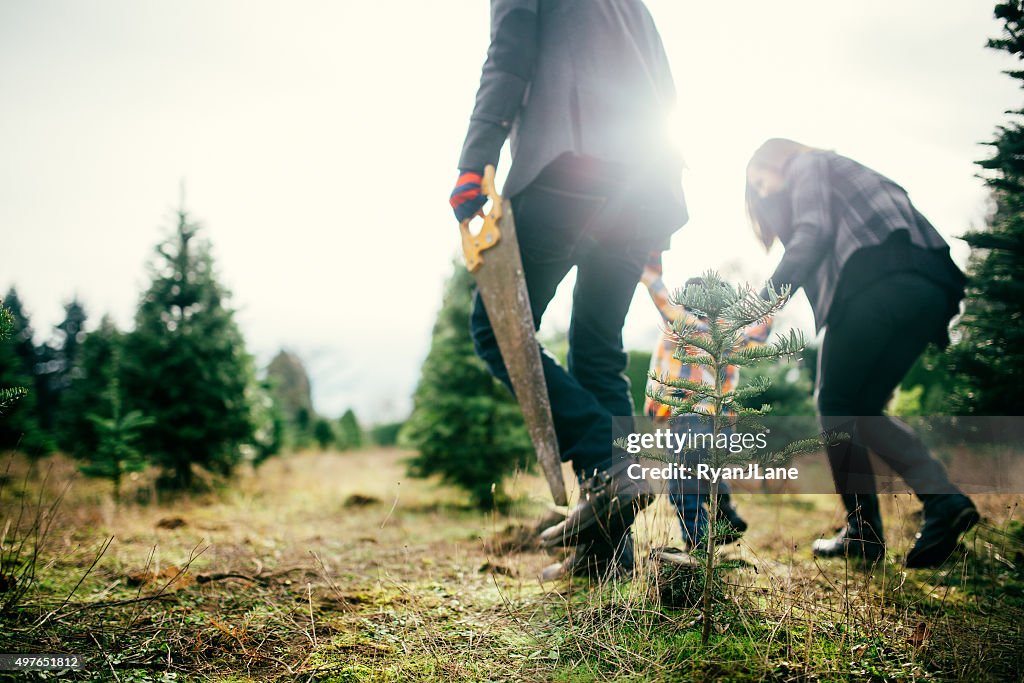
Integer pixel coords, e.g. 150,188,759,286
0,2,1018,423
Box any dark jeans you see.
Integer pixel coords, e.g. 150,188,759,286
817,271,962,521
666,416,731,545
470,155,669,476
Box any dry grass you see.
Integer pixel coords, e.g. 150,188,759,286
0,448,1022,682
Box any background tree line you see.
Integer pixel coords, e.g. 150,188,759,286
0,204,383,500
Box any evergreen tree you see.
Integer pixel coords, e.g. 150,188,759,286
266,349,316,449
248,379,285,467
122,206,256,489
0,303,27,414
756,357,815,416
78,349,153,503
894,349,959,416
2,290,36,379
55,300,88,378
33,343,59,435
0,289,53,456
59,315,122,458
948,1,1024,414
753,355,818,455
646,272,815,644
401,263,532,509
313,417,335,450
37,298,88,436
337,408,362,450
294,406,313,444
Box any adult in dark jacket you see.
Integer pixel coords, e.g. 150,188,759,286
449,0,688,578
745,138,978,568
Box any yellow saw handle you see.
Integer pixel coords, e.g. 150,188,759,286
459,165,502,273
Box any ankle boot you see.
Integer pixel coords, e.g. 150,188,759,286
906,494,979,568
812,494,885,562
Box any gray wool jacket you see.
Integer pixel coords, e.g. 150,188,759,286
458,0,687,237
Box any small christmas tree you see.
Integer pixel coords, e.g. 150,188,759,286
36,298,88,435
337,409,363,450
59,315,121,458
646,271,817,644
123,204,257,489
401,262,532,509
313,418,335,450
266,349,316,450
78,349,153,503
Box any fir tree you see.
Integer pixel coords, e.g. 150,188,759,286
122,206,256,489
294,406,313,449
59,315,122,458
37,298,88,436
54,300,88,378
337,409,362,451
2,290,36,379
755,355,818,454
78,349,153,503
33,343,59,435
948,1,1024,414
0,289,53,456
313,418,335,450
248,379,285,467
646,272,816,644
895,349,959,417
401,263,532,509
266,349,316,449
0,303,27,414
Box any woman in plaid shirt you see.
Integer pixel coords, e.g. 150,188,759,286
641,254,772,550
745,138,977,569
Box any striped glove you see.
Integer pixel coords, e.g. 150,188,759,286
449,170,488,223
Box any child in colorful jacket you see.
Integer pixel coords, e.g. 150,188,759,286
641,253,772,549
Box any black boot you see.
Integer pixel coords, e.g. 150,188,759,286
540,533,634,582
813,494,885,563
539,460,653,549
905,494,979,569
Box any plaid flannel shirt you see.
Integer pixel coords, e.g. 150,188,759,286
769,150,951,331
641,271,772,421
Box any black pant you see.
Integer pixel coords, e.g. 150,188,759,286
470,155,672,476
816,271,961,509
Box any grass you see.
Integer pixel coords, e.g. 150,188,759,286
0,448,1022,681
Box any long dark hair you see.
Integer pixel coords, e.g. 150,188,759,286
745,138,820,250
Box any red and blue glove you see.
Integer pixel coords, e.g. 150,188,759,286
449,170,488,223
